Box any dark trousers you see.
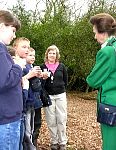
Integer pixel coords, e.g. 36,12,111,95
32,108,42,146
19,114,25,150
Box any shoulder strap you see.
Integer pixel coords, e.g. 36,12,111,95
100,87,102,103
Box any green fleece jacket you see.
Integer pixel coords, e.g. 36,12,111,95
86,37,116,105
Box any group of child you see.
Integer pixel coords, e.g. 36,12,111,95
8,37,45,150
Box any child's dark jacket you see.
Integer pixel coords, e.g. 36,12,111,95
23,64,42,112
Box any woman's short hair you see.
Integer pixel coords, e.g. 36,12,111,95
44,45,60,62
90,13,116,36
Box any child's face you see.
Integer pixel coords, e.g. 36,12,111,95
15,40,30,58
0,24,16,45
26,51,35,64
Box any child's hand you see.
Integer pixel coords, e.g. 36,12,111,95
33,66,43,78
25,66,42,79
22,77,29,90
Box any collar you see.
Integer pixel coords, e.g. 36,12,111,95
101,36,115,48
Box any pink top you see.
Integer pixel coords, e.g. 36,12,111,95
45,62,59,74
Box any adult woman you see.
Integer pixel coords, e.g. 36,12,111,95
86,13,116,150
41,45,68,150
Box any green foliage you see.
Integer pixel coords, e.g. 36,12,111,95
10,0,116,91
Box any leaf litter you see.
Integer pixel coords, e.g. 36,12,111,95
37,91,102,150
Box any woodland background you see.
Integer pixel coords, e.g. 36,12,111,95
2,0,115,92
1,1,115,149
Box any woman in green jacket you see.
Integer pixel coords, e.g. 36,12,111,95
86,13,116,150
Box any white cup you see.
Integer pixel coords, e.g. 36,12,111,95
43,69,51,77
43,69,47,72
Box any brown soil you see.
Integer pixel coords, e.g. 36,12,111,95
37,91,102,150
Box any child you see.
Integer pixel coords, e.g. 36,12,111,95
25,47,43,148
0,10,23,150
12,38,32,150
23,47,43,150
13,39,43,150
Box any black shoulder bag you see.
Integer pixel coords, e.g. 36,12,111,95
40,80,52,107
97,88,116,126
